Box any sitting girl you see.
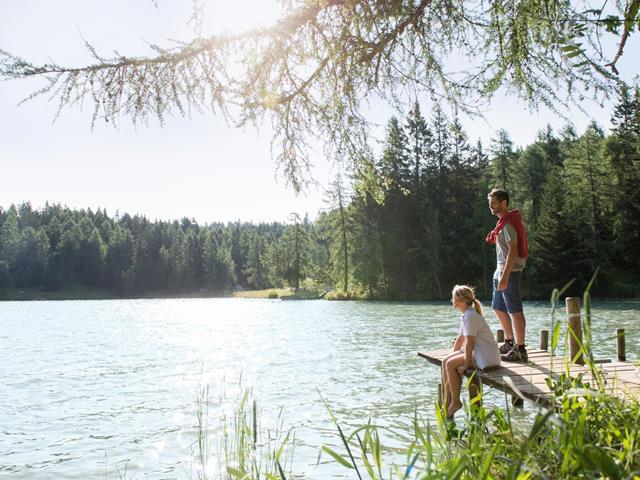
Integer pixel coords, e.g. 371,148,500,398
441,285,501,418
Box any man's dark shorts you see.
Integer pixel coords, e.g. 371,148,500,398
492,271,523,314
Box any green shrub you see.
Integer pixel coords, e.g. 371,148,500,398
267,290,279,299
325,289,369,301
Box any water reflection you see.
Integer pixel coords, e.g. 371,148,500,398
0,299,638,479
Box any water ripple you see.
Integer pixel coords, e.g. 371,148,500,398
0,298,638,478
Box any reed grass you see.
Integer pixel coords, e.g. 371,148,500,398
193,386,294,480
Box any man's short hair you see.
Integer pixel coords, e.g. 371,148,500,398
488,188,510,205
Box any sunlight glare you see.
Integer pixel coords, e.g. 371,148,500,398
205,0,284,34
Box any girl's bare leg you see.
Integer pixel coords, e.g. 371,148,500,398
440,351,461,409
444,353,466,417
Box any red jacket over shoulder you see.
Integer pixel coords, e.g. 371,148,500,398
485,209,528,259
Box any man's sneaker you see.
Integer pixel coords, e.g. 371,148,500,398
499,339,514,355
501,345,529,363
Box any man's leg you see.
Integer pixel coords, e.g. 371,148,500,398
495,309,513,340
502,272,528,362
504,272,525,346
492,276,514,340
510,312,526,346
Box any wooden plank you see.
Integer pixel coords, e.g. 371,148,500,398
599,364,638,373
606,372,640,384
418,348,640,406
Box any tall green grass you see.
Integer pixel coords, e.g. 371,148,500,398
193,386,294,480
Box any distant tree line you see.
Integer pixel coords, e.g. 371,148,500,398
0,205,318,296
1,85,639,299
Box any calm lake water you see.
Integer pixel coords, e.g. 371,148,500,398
1,298,639,479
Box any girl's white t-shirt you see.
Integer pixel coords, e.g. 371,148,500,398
458,309,501,369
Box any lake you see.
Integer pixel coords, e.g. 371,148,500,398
1,298,639,479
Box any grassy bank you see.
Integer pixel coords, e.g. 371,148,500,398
232,286,330,300
231,288,293,299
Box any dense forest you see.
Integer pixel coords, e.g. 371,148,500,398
1,85,639,300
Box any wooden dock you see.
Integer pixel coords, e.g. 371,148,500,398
418,347,640,407
418,297,640,407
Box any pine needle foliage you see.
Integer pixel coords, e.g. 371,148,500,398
1,1,637,188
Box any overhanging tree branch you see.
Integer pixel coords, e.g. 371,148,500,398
0,0,634,189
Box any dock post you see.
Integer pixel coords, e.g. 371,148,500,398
617,329,626,362
468,374,482,411
496,329,504,343
437,383,443,407
566,297,584,365
539,330,549,351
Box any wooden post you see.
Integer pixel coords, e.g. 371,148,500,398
539,329,549,352
496,329,505,343
437,383,443,407
468,374,482,411
617,328,626,362
566,297,584,365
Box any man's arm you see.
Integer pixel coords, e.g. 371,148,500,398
498,236,518,291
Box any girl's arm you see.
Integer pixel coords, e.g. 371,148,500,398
452,334,464,351
462,335,475,371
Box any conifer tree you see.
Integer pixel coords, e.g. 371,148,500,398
404,101,432,200
243,228,269,290
514,140,550,227
377,117,412,297
439,114,478,287
281,213,311,291
0,206,20,281
203,228,236,292
104,225,133,290
324,175,353,293
529,169,591,295
378,117,409,193
350,158,384,296
429,104,451,174
564,121,612,266
470,140,495,294
606,84,640,270
489,129,515,190
13,227,48,287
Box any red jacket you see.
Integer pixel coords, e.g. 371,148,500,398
485,209,528,259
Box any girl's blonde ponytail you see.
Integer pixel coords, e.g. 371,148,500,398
472,298,484,316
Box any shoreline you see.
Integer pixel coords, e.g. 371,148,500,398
1,286,638,302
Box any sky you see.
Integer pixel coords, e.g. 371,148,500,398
1,1,639,225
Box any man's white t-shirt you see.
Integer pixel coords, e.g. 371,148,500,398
495,223,527,279
458,308,501,369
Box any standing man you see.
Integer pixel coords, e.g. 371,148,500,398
486,189,529,362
